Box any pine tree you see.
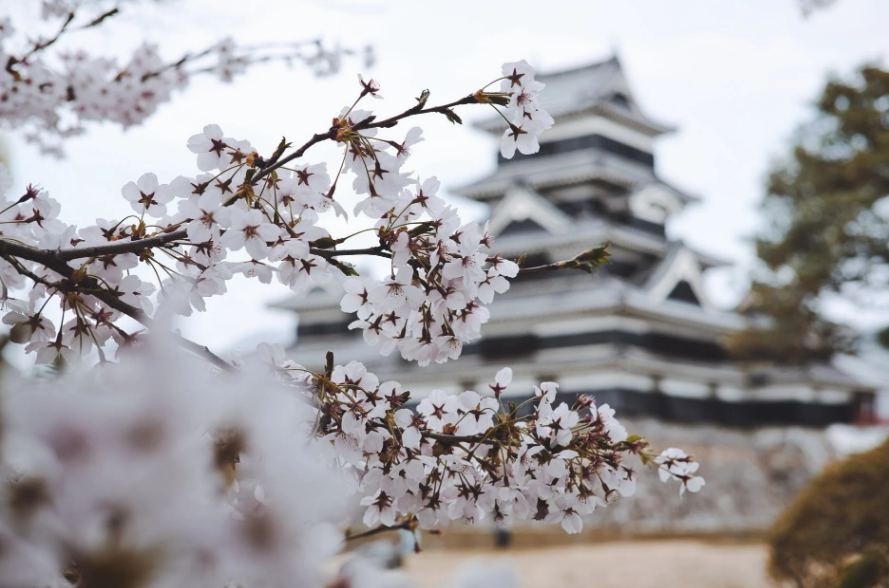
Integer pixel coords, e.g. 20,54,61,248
728,66,889,364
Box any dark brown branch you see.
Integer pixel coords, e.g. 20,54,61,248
56,228,189,261
79,295,232,372
253,131,339,184
345,518,415,542
0,239,232,371
353,94,478,131
424,431,492,445
0,253,63,292
17,12,75,64
309,245,391,259
0,239,89,279
81,8,120,29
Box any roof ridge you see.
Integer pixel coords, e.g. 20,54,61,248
537,54,619,80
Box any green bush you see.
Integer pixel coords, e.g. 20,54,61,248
768,438,889,588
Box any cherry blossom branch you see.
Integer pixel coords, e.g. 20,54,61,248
12,12,76,64
0,62,585,377
2,8,369,156
252,132,340,185
353,94,478,130
57,229,188,261
0,233,392,266
13,6,122,66
253,95,480,183
0,240,232,370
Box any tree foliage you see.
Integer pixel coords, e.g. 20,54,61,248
728,66,889,364
768,437,889,588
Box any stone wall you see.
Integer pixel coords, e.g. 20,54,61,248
584,418,840,534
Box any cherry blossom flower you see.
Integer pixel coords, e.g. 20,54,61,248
114,274,157,314
221,208,281,260
340,277,376,320
121,172,174,217
187,124,231,171
655,448,707,496
180,190,230,242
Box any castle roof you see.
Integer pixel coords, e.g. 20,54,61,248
475,55,675,137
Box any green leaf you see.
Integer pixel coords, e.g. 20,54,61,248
442,108,463,125
516,254,527,268
571,244,611,274
415,89,430,109
310,236,343,249
331,259,359,277
877,325,889,349
270,136,292,162
408,222,435,237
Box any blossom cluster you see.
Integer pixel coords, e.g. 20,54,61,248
0,63,550,368
342,174,519,365
0,6,364,155
299,359,705,535
0,346,345,588
496,60,555,158
0,345,507,588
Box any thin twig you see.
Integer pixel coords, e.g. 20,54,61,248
17,12,75,64
253,94,479,183
55,229,189,261
516,262,563,275
354,94,477,131
345,518,415,542
309,245,390,259
424,431,492,445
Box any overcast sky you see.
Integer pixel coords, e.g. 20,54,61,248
5,0,889,358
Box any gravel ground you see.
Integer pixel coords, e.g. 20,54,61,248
402,540,771,588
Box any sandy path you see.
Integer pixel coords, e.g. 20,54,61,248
402,541,771,588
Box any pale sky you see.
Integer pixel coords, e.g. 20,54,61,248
5,0,889,359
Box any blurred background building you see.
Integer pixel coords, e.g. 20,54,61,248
277,55,884,537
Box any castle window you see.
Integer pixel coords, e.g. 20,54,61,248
667,280,701,305
610,92,631,109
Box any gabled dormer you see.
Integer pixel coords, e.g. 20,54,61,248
628,182,698,225
642,245,715,310
488,184,573,237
